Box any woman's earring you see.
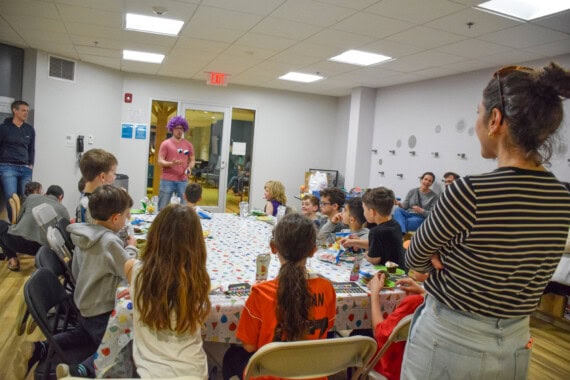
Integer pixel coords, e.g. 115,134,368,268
488,131,494,137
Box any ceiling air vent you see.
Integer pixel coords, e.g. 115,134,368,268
49,56,75,81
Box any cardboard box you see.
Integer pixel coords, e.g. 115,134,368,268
537,293,567,318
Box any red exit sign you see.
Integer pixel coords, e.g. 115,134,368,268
207,72,229,86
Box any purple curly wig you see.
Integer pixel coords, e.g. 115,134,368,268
167,115,189,132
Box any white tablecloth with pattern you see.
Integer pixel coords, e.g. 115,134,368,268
94,213,405,377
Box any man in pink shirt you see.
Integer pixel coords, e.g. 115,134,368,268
157,116,195,210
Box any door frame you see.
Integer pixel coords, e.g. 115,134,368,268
181,103,232,213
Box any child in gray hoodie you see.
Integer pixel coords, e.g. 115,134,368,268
14,185,138,379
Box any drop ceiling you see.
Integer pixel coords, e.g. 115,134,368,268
0,0,568,97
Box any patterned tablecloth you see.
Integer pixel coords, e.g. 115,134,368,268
94,213,405,377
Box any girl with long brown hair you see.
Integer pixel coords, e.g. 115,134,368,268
124,204,211,378
222,213,336,379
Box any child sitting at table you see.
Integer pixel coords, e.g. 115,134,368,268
301,194,321,227
15,185,137,379
336,197,369,252
123,204,211,378
76,148,119,223
361,187,404,267
184,182,202,208
263,180,287,217
316,187,346,246
222,213,337,380
368,272,425,380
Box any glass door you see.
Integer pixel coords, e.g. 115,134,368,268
184,104,231,213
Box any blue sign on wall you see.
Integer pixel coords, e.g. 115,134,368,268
121,123,133,139
135,124,147,140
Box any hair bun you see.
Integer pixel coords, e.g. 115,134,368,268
538,62,570,99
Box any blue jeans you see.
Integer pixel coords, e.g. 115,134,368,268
158,179,187,210
0,163,32,219
393,208,425,234
401,296,531,380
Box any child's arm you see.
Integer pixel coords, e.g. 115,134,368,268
265,201,274,217
368,272,386,327
341,238,368,250
124,258,136,285
365,251,381,265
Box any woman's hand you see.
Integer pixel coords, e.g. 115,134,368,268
331,213,343,224
368,271,386,294
117,288,131,300
411,205,424,213
431,254,444,270
396,277,425,295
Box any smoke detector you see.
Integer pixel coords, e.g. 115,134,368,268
152,6,167,15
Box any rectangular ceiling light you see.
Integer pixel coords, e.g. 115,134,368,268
125,13,184,36
123,50,165,64
329,49,392,66
279,72,324,83
476,0,570,21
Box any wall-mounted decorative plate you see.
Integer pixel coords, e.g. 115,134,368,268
408,135,417,148
456,119,465,132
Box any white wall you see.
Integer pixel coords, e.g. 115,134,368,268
119,74,341,211
32,51,123,215
369,54,570,198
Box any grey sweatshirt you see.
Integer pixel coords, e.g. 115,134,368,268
68,223,138,317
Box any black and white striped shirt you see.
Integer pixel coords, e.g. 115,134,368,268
407,167,570,318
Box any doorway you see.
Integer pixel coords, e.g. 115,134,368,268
148,101,255,213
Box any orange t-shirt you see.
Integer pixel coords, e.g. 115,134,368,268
237,276,337,351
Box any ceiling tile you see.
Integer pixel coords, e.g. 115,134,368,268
436,38,509,58
426,7,522,37
250,17,322,40
382,50,467,72
236,32,298,50
65,22,122,40
478,49,548,67
523,37,570,57
386,26,466,49
56,0,124,12
367,0,466,24
78,54,121,70
359,39,426,58
531,9,570,34
0,20,26,46
8,16,67,34
120,60,161,75
202,56,262,75
123,0,197,19
75,45,120,58
314,0,379,11
332,12,412,38
202,0,283,16
174,38,230,54
186,5,263,32
223,44,279,61
159,54,212,78
56,4,122,28
0,0,59,19
299,60,360,77
180,24,243,44
478,23,569,49
304,29,376,49
269,0,357,27
282,41,345,58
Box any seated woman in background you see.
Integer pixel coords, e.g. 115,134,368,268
393,172,438,235
263,180,287,217
402,63,570,379
222,213,336,380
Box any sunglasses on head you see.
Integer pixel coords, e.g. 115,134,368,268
492,65,534,124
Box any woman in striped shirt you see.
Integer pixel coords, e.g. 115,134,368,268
402,63,570,379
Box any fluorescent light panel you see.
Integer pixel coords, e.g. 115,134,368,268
477,0,570,21
329,50,392,66
123,50,165,64
125,13,184,36
279,72,324,83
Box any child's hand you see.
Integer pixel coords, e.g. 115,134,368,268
117,288,131,300
368,271,386,294
341,238,355,248
126,235,136,247
396,278,425,295
331,213,343,224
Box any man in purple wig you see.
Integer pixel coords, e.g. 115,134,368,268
157,116,195,210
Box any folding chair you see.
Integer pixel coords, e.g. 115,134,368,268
356,314,413,380
24,268,93,380
47,226,76,286
243,336,377,380
35,245,66,278
9,193,21,223
32,203,59,234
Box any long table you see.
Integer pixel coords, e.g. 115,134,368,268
94,213,406,377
